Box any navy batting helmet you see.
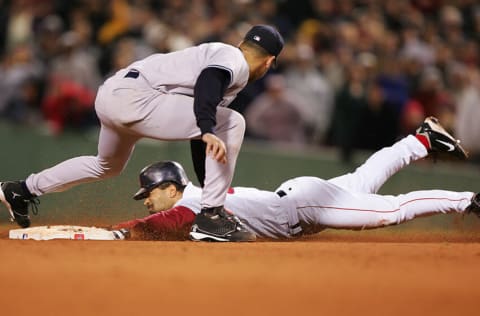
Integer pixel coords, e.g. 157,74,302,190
133,161,189,200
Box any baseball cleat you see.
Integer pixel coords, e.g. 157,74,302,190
416,116,468,160
0,181,39,228
189,206,256,242
465,193,480,218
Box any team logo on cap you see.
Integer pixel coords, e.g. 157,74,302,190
253,35,261,41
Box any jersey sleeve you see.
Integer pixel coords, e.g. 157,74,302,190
114,206,196,240
193,67,231,135
205,45,248,88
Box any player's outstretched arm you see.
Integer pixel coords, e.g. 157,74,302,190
112,206,197,241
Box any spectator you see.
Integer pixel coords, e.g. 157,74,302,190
375,57,409,116
245,74,310,144
399,23,435,67
356,81,399,150
0,44,44,124
284,43,333,144
41,76,96,135
0,0,478,154
34,14,64,63
97,0,130,46
439,5,465,46
400,99,426,137
49,31,101,91
453,67,480,163
327,62,367,162
412,66,455,128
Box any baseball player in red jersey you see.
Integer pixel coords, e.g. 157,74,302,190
0,25,284,242
113,117,478,241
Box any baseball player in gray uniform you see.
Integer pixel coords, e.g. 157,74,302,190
114,117,478,240
0,25,284,242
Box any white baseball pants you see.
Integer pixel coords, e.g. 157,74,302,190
276,135,474,230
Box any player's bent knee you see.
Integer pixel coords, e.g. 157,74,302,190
96,159,127,178
231,111,246,131
217,108,246,135
228,112,246,145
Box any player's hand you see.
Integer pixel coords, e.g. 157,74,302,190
112,228,131,240
202,133,227,164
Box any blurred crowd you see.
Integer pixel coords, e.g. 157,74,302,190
1,0,480,162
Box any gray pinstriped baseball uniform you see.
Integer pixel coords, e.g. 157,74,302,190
25,42,249,208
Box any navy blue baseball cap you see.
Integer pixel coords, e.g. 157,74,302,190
244,25,284,59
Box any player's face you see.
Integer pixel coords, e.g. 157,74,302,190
144,186,176,214
249,56,275,82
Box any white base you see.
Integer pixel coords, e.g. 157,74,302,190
9,225,125,241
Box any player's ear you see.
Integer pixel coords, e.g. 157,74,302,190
167,184,177,198
265,55,275,69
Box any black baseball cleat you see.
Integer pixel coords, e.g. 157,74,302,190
416,116,468,160
190,206,256,242
0,181,39,228
465,193,480,218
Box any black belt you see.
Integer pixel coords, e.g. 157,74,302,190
124,70,139,79
275,189,303,236
291,223,303,237
276,190,287,197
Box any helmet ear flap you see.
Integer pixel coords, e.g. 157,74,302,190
133,161,189,200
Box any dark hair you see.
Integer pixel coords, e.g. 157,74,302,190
240,40,271,58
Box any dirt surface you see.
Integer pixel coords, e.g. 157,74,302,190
1,230,479,316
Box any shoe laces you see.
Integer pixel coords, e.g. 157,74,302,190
219,210,243,226
28,198,40,216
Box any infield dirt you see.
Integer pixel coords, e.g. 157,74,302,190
1,230,479,316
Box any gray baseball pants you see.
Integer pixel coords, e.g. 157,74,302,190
25,69,246,208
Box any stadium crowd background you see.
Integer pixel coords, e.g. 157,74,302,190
0,0,479,163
